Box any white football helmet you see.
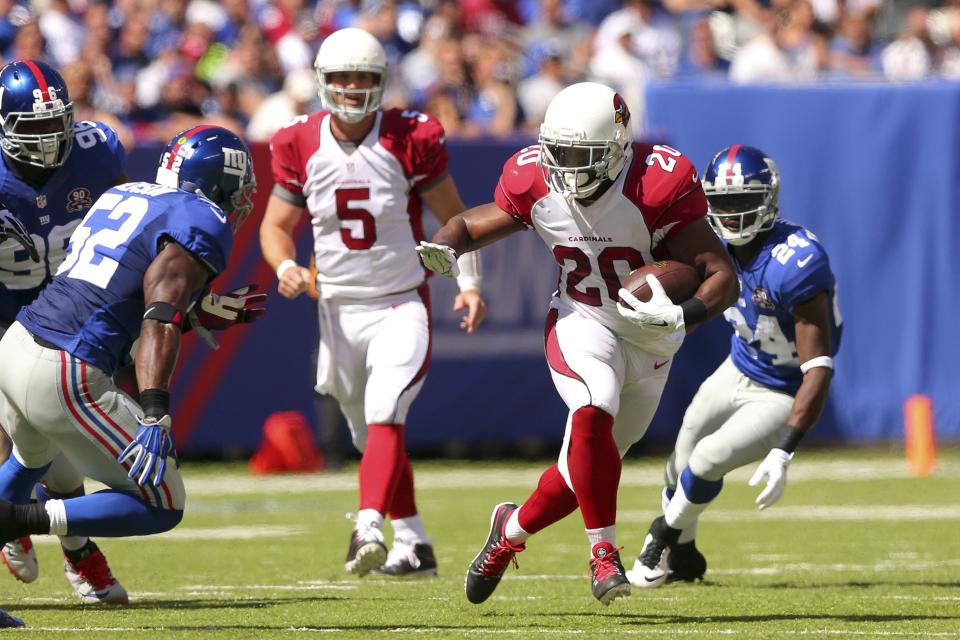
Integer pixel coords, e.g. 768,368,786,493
538,82,632,200
314,28,388,123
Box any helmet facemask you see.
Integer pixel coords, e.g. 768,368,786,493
0,98,75,168
706,186,777,245
317,67,386,124
538,128,626,200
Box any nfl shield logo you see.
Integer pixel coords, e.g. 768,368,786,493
35,194,47,208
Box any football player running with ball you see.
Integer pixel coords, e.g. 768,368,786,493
0,127,259,574
420,82,739,604
260,28,486,578
627,145,841,588
0,59,131,603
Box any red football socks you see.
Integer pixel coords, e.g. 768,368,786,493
517,463,579,534
387,454,418,520
358,423,405,513
567,406,620,530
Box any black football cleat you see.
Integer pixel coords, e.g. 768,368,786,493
626,515,681,588
344,523,388,577
589,541,631,605
373,541,438,577
667,540,707,582
465,502,524,604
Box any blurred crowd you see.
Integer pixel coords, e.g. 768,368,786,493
5,0,960,148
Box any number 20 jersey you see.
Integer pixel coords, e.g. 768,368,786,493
17,182,233,374
724,218,842,394
270,109,448,300
494,143,707,341
0,120,126,326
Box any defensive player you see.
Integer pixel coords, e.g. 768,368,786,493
0,127,258,575
627,145,841,587
260,27,486,579
0,59,130,603
420,82,739,604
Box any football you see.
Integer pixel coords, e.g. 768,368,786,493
620,260,701,304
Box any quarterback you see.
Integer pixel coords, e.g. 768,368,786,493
260,28,486,578
421,82,739,604
628,145,841,587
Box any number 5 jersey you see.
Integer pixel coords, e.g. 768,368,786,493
269,109,448,301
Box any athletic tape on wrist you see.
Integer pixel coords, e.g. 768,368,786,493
276,259,298,280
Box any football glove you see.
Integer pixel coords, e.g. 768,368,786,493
118,415,179,487
188,284,267,350
0,208,39,263
416,241,459,278
748,448,793,510
617,275,686,357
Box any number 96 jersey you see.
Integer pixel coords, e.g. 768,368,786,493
724,219,842,394
270,109,448,300
0,120,125,326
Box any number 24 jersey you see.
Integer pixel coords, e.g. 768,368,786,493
724,218,842,394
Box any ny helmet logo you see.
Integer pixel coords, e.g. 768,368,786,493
223,148,248,178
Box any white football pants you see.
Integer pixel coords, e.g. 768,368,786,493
544,298,672,490
665,356,794,486
315,286,430,452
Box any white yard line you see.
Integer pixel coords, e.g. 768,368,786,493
619,504,960,522
30,524,306,545
77,459,957,497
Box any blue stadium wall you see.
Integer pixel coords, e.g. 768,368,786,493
124,83,960,455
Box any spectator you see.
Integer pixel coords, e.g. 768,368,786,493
38,0,84,66
676,17,731,77
517,43,567,131
246,68,317,142
590,7,649,129
830,11,882,77
729,4,820,83
461,40,518,138
881,6,935,81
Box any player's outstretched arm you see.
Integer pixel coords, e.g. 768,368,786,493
260,194,312,300
430,202,525,256
749,292,833,509
665,218,740,330
121,240,210,487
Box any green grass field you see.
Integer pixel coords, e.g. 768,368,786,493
2,449,959,639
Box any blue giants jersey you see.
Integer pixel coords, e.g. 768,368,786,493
0,121,126,326
723,219,842,394
18,182,233,374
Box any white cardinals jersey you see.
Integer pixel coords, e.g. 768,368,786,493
270,109,448,300
494,143,707,341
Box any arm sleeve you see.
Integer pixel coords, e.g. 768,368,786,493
411,117,449,191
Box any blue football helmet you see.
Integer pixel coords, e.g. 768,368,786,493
702,145,779,246
155,125,257,232
0,59,75,168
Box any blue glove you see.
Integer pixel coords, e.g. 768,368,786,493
118,415,179,487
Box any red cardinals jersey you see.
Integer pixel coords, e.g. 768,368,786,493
494,143,707,338
270,108,448,300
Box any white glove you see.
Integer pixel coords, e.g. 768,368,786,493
416,241,459,278
617,275,686,357
748,448,793,510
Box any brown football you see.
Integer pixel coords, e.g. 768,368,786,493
620,260,701,304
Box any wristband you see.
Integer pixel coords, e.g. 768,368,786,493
680,298,707,325
276,259,298,280
139,388,170,421
778,425,805,454
800,355,833,374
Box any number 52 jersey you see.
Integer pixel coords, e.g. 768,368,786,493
723,219,842,394
17,182,233,375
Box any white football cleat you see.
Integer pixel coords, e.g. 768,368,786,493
626,516,679,589
63,542,129,605
2,537,39,583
